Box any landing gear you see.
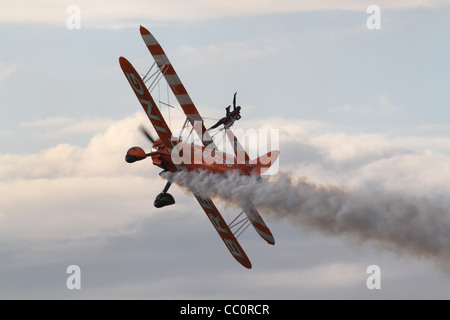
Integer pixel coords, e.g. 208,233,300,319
154,192,175,208
154,180,175,208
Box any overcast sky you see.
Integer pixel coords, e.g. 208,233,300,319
2,0,450,299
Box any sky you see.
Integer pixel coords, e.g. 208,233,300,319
1,0,450,299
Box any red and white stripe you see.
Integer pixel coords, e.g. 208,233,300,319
119,56,175,153
140,26,215,147
194,194,252,269
244,206,275,245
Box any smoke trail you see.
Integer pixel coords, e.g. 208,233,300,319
165,170,450,272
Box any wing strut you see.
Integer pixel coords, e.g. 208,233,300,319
228,211,252,239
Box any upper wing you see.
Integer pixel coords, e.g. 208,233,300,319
139,26,217,150
119,56,176,153
194,194,252,269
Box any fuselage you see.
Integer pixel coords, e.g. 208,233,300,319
150,138,253,175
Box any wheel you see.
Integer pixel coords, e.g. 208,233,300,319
154,192,175,208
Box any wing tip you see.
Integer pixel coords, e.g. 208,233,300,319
263,235,275,246
118,56,131,70
140,25,150,35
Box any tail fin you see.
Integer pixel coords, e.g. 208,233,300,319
250,151,280,176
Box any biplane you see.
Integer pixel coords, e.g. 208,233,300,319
119,26,279,269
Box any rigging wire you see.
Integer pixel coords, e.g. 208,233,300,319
167,82,171,129
158,81,161,111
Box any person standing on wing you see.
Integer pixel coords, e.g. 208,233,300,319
208,92,241,130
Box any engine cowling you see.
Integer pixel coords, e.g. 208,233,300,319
125,147,147,163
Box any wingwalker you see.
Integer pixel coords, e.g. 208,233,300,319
119,26,279,269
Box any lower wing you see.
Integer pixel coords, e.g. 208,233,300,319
243,205,275,245
193,193,252,269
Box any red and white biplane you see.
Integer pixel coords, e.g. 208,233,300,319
119,26,279,269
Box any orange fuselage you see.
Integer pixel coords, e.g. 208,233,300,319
151,139,253,176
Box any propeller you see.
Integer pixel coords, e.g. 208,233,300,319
139,125,155,144
233,92,237,109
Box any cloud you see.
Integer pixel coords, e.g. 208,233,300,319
0,176,155,242
0,61,19,82
21,117,115,136
164,114,450,275
309,133,407,164
0,113,163,245
169,162,450,275
4,114,448,242
175,37,290,67
1,113,450,297
256,263,365,288
353,151,450,196
329,94,404,117
2,0,450,27
21,117,75,128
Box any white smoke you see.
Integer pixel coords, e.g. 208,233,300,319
164,170,450,273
